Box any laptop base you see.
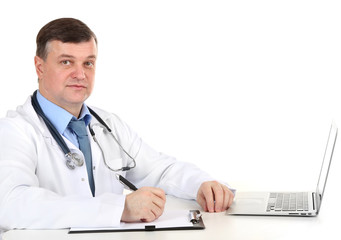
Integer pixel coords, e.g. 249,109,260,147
226,191,317,217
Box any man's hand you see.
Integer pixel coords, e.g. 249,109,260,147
121,187,166,222
196,181,234,212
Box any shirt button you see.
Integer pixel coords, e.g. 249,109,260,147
81,178,85,181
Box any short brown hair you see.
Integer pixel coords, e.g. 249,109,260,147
36,18,97,60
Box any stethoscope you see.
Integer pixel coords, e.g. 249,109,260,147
31,90,137,171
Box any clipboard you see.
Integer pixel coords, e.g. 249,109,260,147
69,210,205,233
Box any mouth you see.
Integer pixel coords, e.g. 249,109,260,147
67,84,87,90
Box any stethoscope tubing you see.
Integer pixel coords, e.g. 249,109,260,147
31,90,136,171
31,91,71,156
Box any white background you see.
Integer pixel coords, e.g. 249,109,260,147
0,1,340,195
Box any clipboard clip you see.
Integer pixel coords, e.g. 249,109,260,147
189,210,202,224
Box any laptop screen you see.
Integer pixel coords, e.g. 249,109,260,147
315,123,338,212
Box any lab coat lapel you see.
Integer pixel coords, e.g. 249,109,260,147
23,96,82,155
22,96,60,149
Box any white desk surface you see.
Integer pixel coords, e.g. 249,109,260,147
3,188,339,240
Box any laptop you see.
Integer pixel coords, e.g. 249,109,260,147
226,123,338,217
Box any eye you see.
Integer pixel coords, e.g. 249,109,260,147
84,61,94,68
61,60,71,65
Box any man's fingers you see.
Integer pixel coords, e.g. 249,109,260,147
211,183,224,212
227,188,234,207
200,183,215,212
148,187,166,201
141,194,165,222
122,187,166,223
222,185,233,210
196,193,208,212
197,181,235,213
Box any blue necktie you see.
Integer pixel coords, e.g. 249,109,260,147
68,119,95,196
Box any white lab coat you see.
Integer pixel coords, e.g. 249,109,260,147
0,96,215,233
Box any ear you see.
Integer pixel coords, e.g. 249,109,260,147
34,56,45,80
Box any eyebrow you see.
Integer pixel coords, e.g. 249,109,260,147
58,54,97,59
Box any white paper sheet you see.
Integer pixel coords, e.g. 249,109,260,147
69,210,194,232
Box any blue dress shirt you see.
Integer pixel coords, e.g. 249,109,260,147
36,90,92,148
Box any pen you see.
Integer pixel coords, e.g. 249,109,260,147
115,173,138,191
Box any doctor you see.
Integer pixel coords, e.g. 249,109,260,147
0,18,234,232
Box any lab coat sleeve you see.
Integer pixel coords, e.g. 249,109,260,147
131,144,216,200
105,113,232,199
0,118,124,231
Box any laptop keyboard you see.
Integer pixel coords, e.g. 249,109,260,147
266,192,309,212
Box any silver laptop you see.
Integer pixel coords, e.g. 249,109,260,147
227,123,338,217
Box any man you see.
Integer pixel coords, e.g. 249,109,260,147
0,18,234,232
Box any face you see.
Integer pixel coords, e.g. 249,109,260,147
35,39,97,116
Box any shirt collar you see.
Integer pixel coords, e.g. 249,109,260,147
36,90,92,134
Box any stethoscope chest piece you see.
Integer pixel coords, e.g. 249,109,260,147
65,152,84,170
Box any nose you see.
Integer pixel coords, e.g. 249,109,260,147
71,64,86,80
